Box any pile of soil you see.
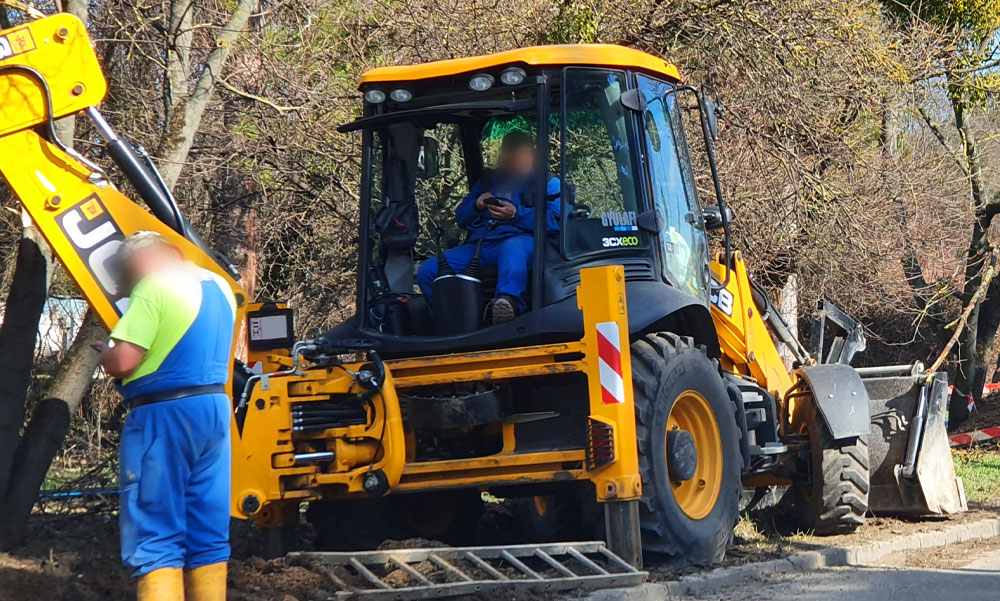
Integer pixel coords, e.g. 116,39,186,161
0,514,330,601
955,394,1000,434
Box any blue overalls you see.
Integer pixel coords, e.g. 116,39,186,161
110,263,237,576
417,172,561,312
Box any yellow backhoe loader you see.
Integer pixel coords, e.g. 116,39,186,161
0,12,966,598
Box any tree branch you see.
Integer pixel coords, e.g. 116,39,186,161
928,247,999,373
916,106,968,176
157,0,261,188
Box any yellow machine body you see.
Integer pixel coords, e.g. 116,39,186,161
238,266,642,525
0,15,963,566
0,15,646,525
709,252,794,400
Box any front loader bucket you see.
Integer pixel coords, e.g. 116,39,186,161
859,365,967,515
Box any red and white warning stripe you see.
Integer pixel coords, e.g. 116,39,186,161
596,321,626,405
949,426,1000,447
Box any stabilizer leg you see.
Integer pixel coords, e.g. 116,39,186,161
604,500,642,569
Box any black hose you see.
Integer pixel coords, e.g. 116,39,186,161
0,64,73,155
460,221,497,279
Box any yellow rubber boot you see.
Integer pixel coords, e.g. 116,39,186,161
137,567,184,601
183,562,227,601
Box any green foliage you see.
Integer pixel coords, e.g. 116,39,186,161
890,0,1000,44
953,445,1000,504
543,2,601,44
483,116,535,141
888,0,1000,106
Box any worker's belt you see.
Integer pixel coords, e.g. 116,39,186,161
127,384,226,409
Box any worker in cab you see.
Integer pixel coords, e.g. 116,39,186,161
416,130,561,323
97,231,237,601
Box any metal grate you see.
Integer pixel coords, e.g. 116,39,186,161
287,541,646,600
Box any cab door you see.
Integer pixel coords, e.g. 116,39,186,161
635,74,710,301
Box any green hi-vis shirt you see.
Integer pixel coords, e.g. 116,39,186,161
110,262,236,399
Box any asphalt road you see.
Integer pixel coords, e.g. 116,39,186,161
689,548,1000,601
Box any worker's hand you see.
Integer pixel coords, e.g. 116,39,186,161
475,193,495,212
488,199,517,221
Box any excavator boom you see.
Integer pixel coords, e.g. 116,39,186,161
0,13,247,332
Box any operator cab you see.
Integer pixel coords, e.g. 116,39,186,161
329,46,725,356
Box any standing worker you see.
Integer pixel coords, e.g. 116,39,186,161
97,231,237,601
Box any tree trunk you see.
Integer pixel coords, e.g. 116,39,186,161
778,274,798,370
948,93,997,426
0,0,92,546
218,200,257,361
156,0,262,189
970,271,1000,407
0,223,52,501
951,214,989,423
0,312,104,549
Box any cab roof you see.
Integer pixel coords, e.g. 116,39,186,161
358,44,681,87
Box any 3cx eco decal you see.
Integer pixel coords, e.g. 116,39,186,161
0,27,36,61
710,285,734,316
600,210,638,232
57,195,129,314
602,235,640,248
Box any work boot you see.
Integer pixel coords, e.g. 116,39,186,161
183,562,227,601
137,567,184,601
492,294,518,325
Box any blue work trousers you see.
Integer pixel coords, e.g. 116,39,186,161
119,393,231,576
417,234,532,312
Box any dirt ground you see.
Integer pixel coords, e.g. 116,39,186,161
0,513,326,601
644,505,1000,582
876,535,1000,570
956,392,1000,434
3,442,998,601
1,500,997,601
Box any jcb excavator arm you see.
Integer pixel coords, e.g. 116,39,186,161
0,14,247,328
0,13,274,514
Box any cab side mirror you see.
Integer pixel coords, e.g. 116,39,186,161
703,205,734,231
418,136,439,179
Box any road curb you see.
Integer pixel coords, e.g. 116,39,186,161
581,517,1000,600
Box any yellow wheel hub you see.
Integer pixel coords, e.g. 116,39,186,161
667,390,723,520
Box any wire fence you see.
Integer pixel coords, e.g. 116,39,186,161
25,297,123,514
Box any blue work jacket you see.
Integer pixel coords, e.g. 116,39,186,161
455,171,562,243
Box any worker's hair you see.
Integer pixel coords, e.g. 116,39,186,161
500,130,535,152
118,231,171,261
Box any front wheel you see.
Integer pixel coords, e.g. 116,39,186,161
797,401,869,534
632,333,742,565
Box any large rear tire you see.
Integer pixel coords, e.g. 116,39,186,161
632,333,742,565
799,402,869,534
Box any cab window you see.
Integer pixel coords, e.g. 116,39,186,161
560,68,647,258
636,74,709,299
414,122,467,258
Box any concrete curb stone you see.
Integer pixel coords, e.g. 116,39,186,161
578,517,1000,600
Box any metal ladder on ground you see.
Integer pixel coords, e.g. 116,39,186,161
287,541,647,600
